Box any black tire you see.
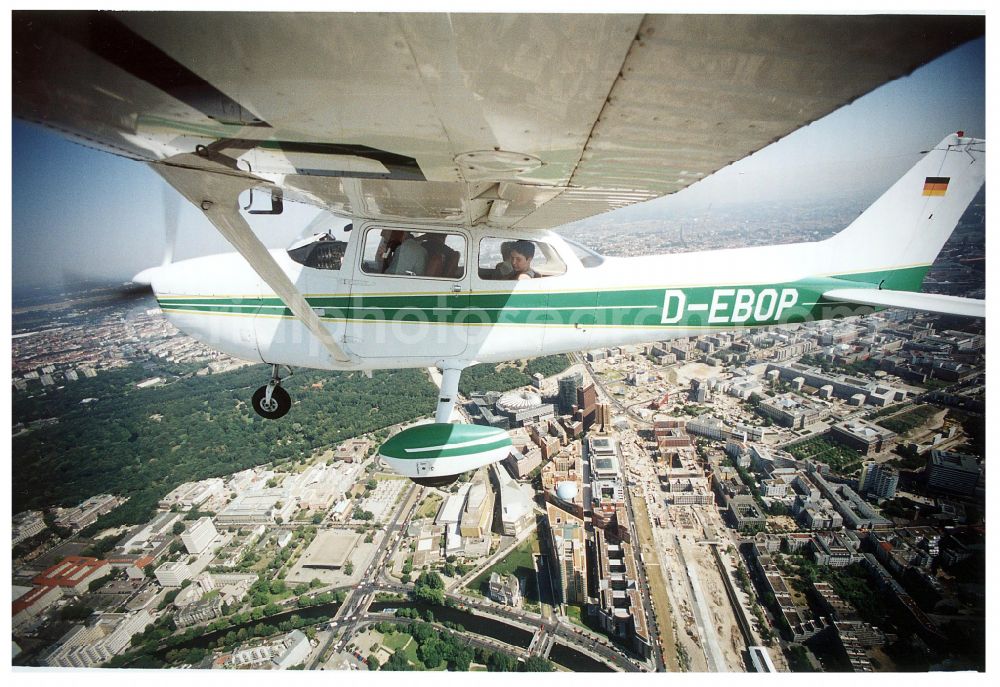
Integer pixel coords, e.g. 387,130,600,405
251,385,291,419
410,473,462,488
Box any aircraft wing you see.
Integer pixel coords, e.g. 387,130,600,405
823,288,985,318
13,12,983,229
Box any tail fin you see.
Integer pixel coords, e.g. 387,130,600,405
826,132,984,291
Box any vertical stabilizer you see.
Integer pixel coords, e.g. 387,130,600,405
826,132,984,290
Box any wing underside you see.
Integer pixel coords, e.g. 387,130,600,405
13,12,984,228
824,288,985,318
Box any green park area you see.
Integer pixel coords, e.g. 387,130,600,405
416,493,444,520
458,354,570,394
874,404,941,436
787,435,864,475
467,534,539,603
12,363,438,530
367,620,553,672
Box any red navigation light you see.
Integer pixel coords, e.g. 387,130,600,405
958,131,965,137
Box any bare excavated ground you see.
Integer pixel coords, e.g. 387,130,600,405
656,504,747,672
631,494,680,671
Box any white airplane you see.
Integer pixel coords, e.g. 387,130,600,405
13,13,985,486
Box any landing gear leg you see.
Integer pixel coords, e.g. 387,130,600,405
251,364,292,419
435,366,463,423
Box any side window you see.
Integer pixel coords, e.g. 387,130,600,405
360,228,466,279
478,238,567,280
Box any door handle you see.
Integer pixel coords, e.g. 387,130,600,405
451,284,463,293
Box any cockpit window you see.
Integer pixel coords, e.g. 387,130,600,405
287,234,347,270
478,237,567,280
360,228,466,279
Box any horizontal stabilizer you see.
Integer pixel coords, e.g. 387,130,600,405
824,288,985,318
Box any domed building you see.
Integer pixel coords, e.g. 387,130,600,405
555,481,578,502
497,390,542,414
494,390,555,427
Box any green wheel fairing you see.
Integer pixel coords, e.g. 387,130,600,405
380,423,511,461
379,423,513,480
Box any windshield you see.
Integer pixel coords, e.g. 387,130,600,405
287,234,347,270
561,237,605,268
286,213,352,270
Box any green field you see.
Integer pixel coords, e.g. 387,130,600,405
787,435,864,475
875,404,941,436
416,493,443,519
565,604,586,628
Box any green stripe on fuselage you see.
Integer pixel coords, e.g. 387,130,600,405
156,266,928,328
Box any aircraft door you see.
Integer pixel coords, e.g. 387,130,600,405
470,237,573,360
347,226,470,361
254,228,352,368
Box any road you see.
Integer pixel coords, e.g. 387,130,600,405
309,473,642,672
309,481,421,668
579,355,652,426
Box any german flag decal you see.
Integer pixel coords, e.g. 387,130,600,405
923,177,950,196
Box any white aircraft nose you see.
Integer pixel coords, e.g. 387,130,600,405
132,266,161,286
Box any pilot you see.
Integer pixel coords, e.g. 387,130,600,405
385,231,428,276
508,240,538,280
376,229,405,272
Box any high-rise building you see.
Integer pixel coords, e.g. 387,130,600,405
546,502,587,605
154,561,191,588
460,469,495,538
858,462,899,500
926,450,981,496
595,402,612,431
43,611,152,667
557,373,583,414
576,383,597,429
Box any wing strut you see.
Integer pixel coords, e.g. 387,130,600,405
150,154,353,364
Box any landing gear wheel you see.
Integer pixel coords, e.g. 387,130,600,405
251,385,291,419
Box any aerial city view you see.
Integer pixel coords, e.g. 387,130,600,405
10,11,986,676
11,190,985,671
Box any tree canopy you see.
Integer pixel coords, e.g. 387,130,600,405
13,364,437,526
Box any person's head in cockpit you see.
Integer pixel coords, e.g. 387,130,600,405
509,240,537,280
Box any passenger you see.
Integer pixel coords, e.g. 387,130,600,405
508,240,538,280
420,232,458,277
421,231,452,260
385,231,428,276
494,241,515,278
